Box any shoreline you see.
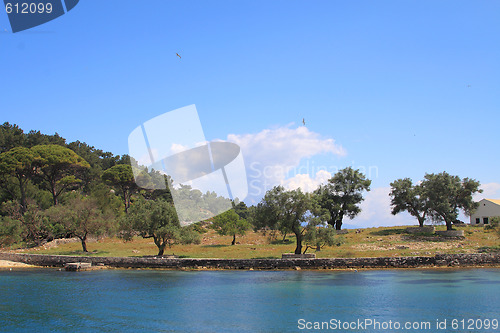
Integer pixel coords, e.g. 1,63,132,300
0,252,499,271
0,259,36,269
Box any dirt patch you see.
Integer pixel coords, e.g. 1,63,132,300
0,260,35,268
353,241,470,252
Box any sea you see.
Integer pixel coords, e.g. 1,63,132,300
0,268,499,332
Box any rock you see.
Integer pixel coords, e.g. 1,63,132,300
294,266,301,270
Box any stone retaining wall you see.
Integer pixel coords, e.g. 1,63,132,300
0,252,498,270
435,230,465,237
406,226,435,234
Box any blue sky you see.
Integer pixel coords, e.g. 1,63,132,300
1,1,499,226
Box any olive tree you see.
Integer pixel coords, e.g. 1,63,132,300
422,172,482,230
120,198,199,256
314,167,371,230
389,178,428,227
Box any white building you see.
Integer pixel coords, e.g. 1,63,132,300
470,199,500,226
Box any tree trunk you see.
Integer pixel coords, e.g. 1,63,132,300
18,177,27,214
335,212,344,230
316,244,321,251
80,236,88,252
51,188,58,205
335,220,342,230
231,234,236,245
446,221,453,231
157,245,165,256
123,189,129,213
294,232,302,254
418,217,425,228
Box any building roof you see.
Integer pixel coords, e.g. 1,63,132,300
485,199,500,206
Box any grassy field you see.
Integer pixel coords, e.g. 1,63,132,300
10,224,500,259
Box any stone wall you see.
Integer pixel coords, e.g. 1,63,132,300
435,230,465,237
406,226,435,234
0,252,498,270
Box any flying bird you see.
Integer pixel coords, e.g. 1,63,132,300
302,118,306,126
176,53,181,59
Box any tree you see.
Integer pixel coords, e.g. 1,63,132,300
314,167,371,230
303,223,339,253
6,201,54,246
0,216,23,247
102,164,138,213
389,178,428,227
45,196,114,252
121,198,198,256
421,172,482,230
25,130,66,148
0,122,25,153
489,217,500,240
254,186,312,254
0,147,36,213
233,201,250,220
31,145,90,205
211,209,251,245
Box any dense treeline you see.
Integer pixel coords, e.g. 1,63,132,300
0,123,204,253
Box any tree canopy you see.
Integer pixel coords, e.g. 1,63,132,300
120,198,199,256
389,178,428,227
314,167,371,230
31,144,90,205
102,164,138,212
211,209,251,245
421,172,482,230
254,186,312,254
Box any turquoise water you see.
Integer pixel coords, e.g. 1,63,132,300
0,268,499,332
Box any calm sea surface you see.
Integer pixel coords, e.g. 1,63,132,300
0,268,499,332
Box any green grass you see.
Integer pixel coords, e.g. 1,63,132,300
11,225,500,259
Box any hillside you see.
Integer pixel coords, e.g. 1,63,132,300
12,225,500,259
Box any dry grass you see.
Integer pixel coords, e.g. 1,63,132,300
13,225,500,259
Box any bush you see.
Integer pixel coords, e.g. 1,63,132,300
179,227,201,245
0,216,24,247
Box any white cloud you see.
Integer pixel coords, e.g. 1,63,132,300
170,143,189,155
353,187,417,228
284,170,332,192
227,125,345,202
474,182,500,201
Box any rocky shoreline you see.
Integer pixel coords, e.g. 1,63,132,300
0,252,499,270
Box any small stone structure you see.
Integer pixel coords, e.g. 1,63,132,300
65,262,92,271
406,226,435,234
435,230,465,237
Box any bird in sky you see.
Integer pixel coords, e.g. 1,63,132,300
302,118,306,126
176,53,181,59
